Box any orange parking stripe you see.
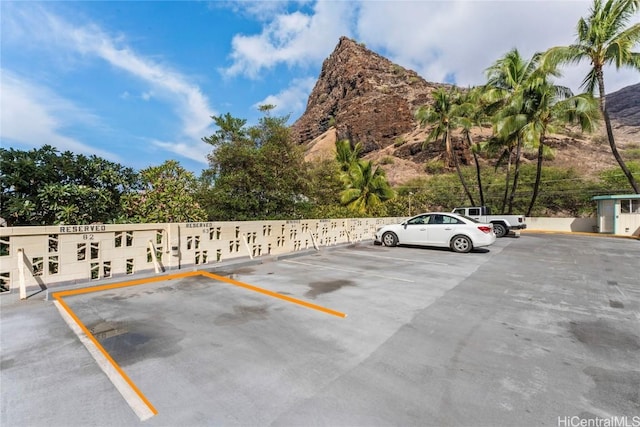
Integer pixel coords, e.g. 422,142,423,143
52,268,346,419
53,294,158,416
52,272,199,418
200,271,347,318
54,271,200,298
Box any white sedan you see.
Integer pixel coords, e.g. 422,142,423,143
374,212,496,253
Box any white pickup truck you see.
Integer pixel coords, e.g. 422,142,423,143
452,206,526,238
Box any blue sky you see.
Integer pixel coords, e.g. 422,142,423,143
2,1,639,174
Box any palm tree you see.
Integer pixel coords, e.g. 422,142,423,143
485,49,540,213
545,0,640,193
484,133,518,213
340,160,394,214
415,88,476,205
458,87,491,206
335,139,362,172
415,88,455,166
522,75,600,215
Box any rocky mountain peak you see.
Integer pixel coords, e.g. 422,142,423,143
607,82,640,127
291,37,638,186
290,36,449,154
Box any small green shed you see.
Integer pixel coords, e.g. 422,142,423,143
592,194,640,236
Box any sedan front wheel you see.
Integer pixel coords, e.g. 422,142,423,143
450,235,472,253
382,232,398,247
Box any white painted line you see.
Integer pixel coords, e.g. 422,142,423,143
614,285,627,299
623,286,640,295
335,250,449,266
283,259,415,283
53,301,155,421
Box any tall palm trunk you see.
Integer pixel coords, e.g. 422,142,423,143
444,122,453,167
500,150,512,213
450,134,476,205
467,133,485,206
527,134,546,216
507,136,523,214
597,71,639,193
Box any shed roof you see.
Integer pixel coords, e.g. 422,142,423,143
592,194,640,201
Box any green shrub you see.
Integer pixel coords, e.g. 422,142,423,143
394,137,406,147
624,148,640,160
424,160,446,174
392,64,404,76
542,146,556,161
380,156,395,165
599,161,640,193
592,135,607,145
563,129,585,139
515,165,596,216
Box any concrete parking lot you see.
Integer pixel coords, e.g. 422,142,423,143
1,233,639,426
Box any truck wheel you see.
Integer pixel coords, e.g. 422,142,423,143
382,232,398,247
451,235,472,253
493,223,507,238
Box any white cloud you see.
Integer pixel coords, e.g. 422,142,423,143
217,0,314,21
357,2,567,88
356,0,639,94
219,0,638,128
3,5,216,159
0,70,118,160
150,139,210,165
55,16,215,142
222,1,356,78
224,0,638,95
254,77,316,117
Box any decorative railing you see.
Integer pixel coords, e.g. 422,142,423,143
0,217,402,296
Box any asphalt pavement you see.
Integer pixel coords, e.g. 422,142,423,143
1,233,639,426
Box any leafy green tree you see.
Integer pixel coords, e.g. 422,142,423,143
201,107,309,220
122,160,206,223
0,145,138,225
257,112,309,218
201,112,259,220
305,158,344,217
545,0,640,193
37,183,104,225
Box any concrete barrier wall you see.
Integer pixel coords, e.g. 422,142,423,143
1,215,610,294
0,217,403,292
524,217,597,232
